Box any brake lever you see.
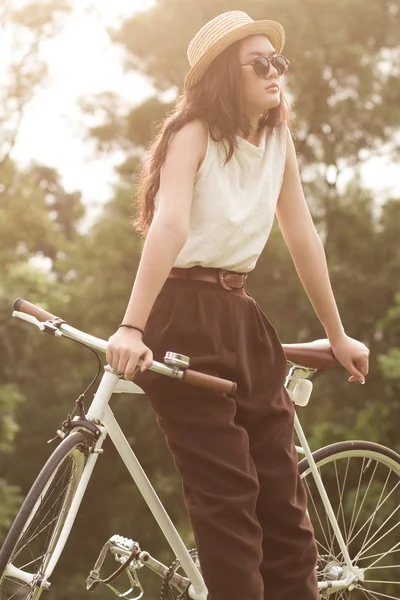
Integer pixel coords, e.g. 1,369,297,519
12,311,63,336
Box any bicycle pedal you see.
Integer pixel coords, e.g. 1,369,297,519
110,534,139,553
86,535,144,593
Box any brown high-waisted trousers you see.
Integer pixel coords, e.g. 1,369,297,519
134,276,319,600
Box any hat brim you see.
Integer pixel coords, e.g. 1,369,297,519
185,20,285,90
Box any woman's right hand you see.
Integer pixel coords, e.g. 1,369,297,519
106,328,153,381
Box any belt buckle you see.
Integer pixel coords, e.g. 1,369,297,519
218,270,234,291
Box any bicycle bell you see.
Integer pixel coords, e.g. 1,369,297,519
164,352,190,370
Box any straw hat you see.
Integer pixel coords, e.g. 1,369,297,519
185,10,285,90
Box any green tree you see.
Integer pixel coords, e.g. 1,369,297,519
0,159,84,536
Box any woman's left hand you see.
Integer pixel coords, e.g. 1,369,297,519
329,334,370,384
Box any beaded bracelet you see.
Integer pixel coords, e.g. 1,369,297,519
118,324,144,335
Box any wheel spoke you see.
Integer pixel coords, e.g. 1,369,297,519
359,468,393,554
19,458,73,542
347,461,380,547
303,475,334,556
2,580,30,600
356,520,400,560
22,465,73,545
347,460,379,543
359,589,382,600
20,553,47,570
12,500,68,565
363,580,400,585
367,564,400,570
348,457,367,540
334,457,350,544
357,548,400,562
362,539,400,570
359,590,400,600
21,511,66,555
349,479,400,550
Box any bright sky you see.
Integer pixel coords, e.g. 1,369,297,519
7,0,400,219
9,0,155,216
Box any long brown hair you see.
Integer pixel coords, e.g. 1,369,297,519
134,40,290,237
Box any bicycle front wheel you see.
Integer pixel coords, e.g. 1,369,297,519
299,440,400,599
0,432,89,600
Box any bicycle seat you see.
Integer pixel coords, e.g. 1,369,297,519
282,339,338,370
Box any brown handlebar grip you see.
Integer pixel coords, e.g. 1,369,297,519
182,369,237,396
13,298,57,322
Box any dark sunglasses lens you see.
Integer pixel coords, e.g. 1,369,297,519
273,56,288,75
253,57,270,77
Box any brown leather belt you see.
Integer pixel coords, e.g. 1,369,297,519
168,266,248,291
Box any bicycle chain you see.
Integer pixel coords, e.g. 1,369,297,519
160,548,199,600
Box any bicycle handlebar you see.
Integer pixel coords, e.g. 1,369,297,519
12,298,237,397
14,298,58,322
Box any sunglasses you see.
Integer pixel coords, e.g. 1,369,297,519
240,55,290,78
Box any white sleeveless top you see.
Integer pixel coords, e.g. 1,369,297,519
155,124,287,273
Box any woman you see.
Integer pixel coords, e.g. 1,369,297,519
106,10,370,600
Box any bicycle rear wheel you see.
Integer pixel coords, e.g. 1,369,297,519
0,432,89,600
299,440,400,599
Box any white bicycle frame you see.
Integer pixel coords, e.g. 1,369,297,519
10,310,362,598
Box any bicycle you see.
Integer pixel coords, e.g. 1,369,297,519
1,297,399,600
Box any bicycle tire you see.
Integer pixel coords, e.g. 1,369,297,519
0,431,89,600
299,440,400,599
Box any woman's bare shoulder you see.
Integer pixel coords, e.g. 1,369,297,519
174,119,208,140
169,119,208,167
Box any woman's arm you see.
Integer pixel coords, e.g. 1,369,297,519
106,120,208,380
275,127,369,384
121,120,207,329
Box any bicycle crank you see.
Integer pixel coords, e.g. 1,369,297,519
160,549,199,600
